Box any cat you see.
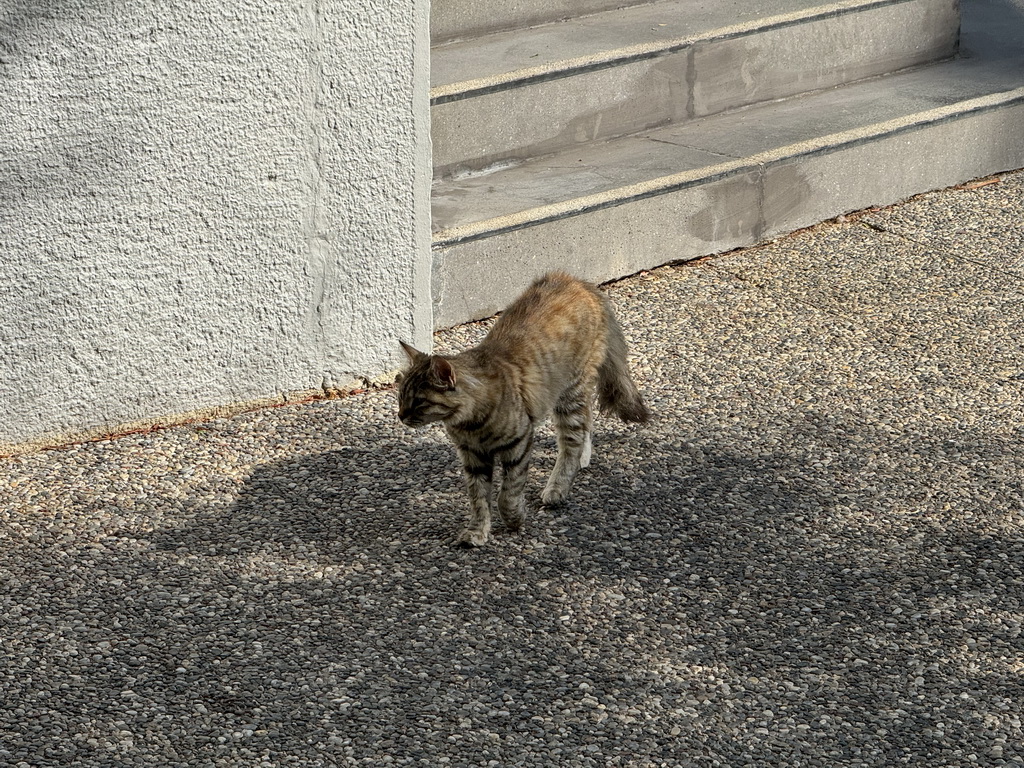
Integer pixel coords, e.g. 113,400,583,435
396,271,650,547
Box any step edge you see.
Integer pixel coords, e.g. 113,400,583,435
430,0,926,103
432,0,660,46
432,85,1024,248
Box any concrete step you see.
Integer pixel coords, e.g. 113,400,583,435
431,6,1024,328
432,0,650,44
432,0,960,178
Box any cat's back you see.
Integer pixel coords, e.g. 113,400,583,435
484,272,605,353
458,272,620,423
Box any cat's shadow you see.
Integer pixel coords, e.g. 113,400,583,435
151,421,646,559
153,434,475,558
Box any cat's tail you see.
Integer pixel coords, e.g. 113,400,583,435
597,300,651,424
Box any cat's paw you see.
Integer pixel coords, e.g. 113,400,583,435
541,487,568,507
455,528,489,547
499,509,524,532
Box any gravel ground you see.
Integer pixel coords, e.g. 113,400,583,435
3,171,1024,767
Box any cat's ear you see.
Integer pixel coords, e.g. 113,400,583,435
399,340,426,362
430,356,457,390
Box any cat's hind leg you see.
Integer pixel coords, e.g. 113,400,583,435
542,389,592,507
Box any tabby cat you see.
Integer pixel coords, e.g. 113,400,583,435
396,272,649,547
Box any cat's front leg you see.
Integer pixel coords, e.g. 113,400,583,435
497,431,533,532
456,448,493,547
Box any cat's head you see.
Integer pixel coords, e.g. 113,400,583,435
395,341,462,428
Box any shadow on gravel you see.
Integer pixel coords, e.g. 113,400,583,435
558,420,1024,764
153,436,464,559
3,412,1022,766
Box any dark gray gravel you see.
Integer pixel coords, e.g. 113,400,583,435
3,170,1024,767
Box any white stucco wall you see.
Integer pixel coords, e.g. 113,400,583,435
0,0,432,451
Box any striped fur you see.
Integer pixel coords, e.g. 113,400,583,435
397,272,649,547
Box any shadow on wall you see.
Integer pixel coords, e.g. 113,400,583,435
0,1,134,220
0,0,54,45
962,0,1024,60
